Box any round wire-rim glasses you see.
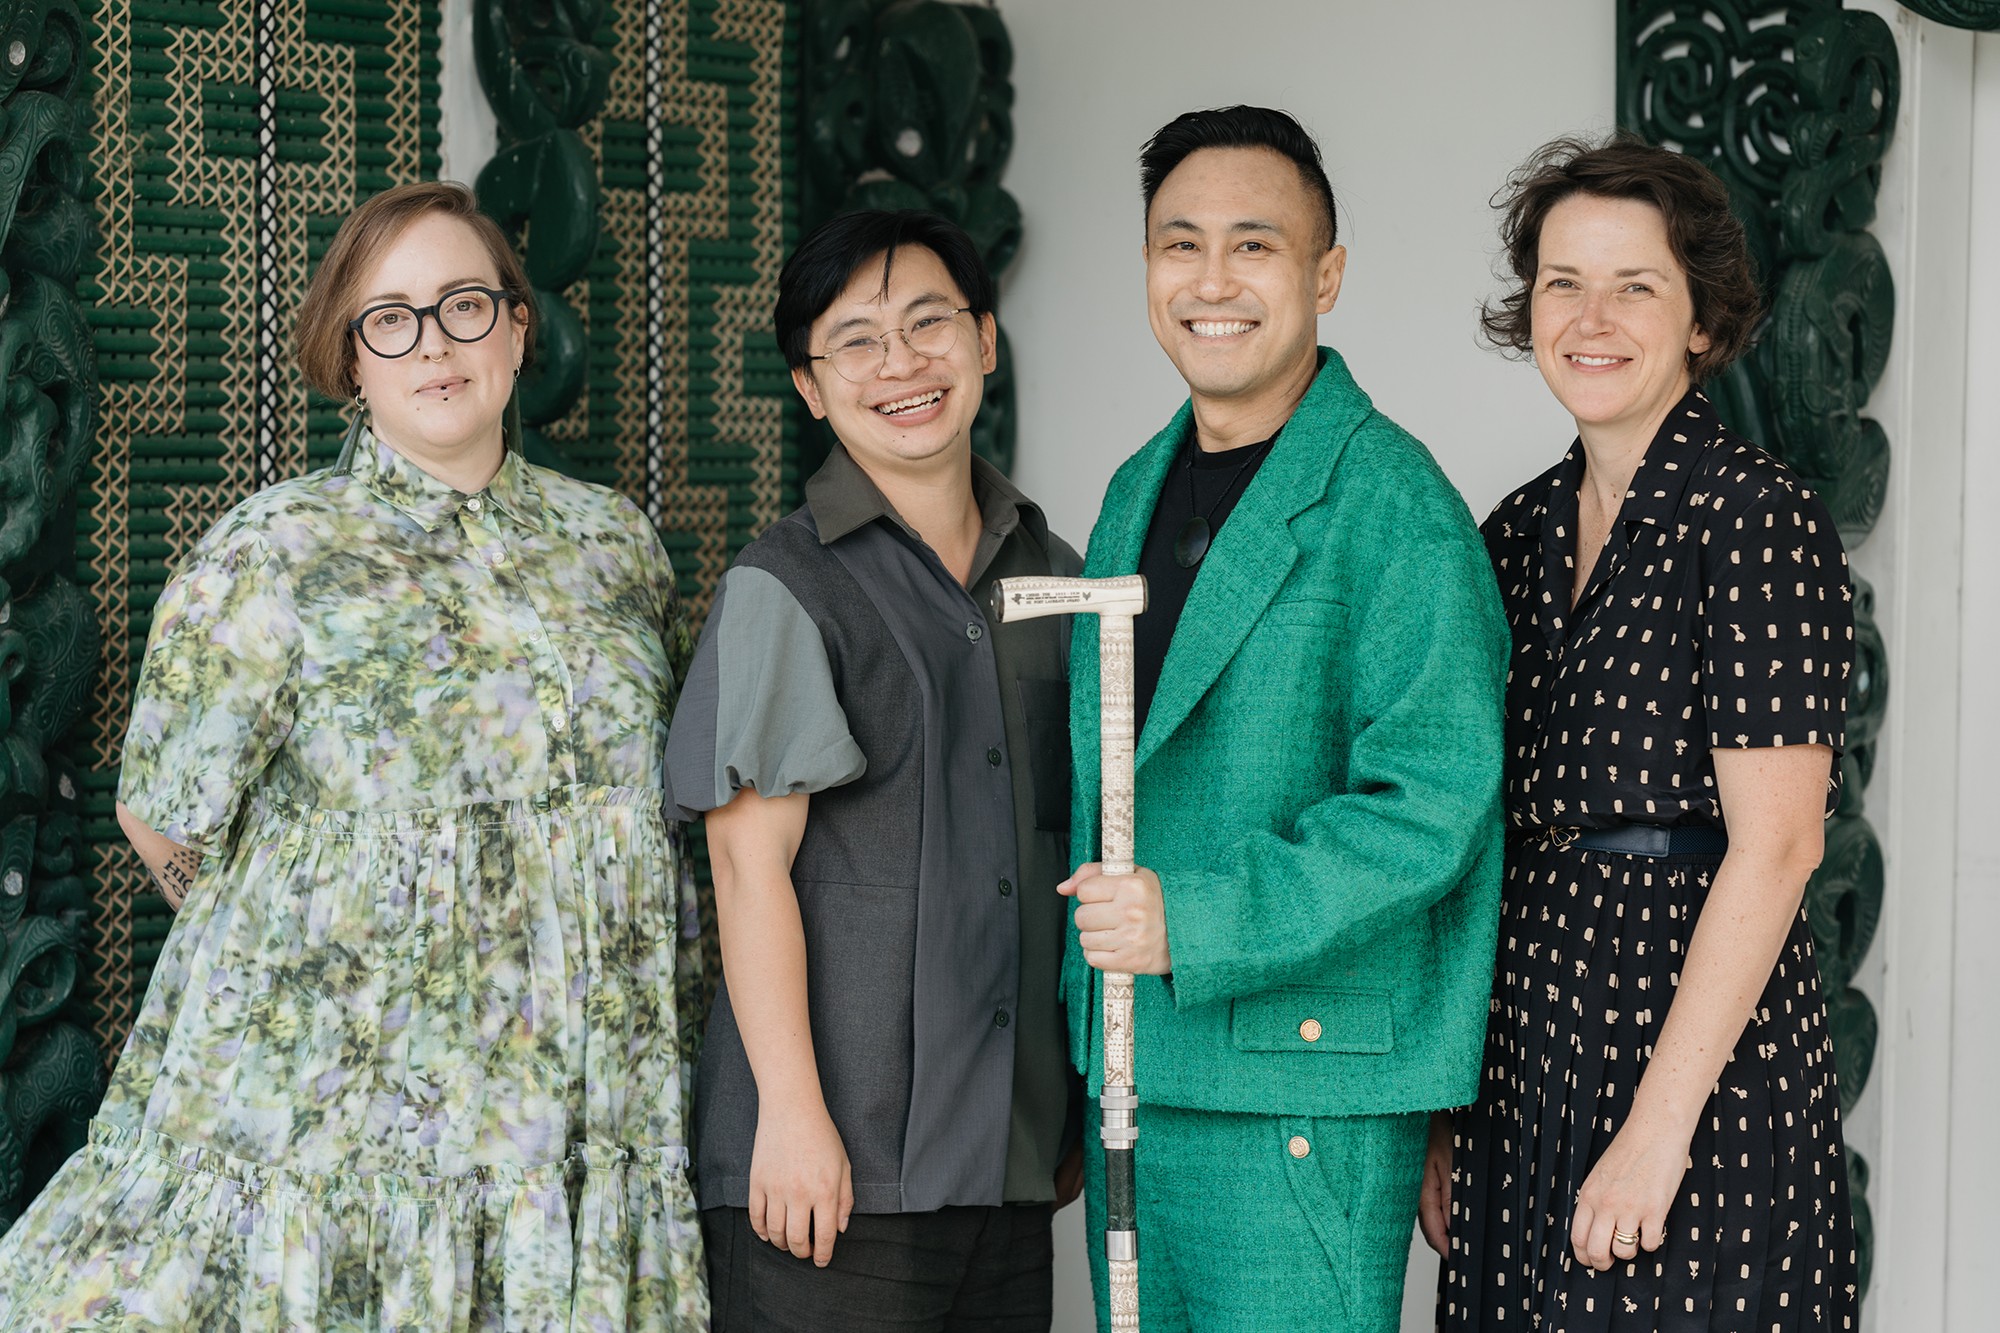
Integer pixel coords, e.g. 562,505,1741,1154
810,305,973,383
349,286,518,359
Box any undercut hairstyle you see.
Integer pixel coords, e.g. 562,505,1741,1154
1480,135,1761,384
294,180,535,403
1139,105,1339,252
776,210,997,373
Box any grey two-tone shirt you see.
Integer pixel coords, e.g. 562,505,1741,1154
666,445,1080,1213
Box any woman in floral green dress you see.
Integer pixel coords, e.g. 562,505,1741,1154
0,183,709,1329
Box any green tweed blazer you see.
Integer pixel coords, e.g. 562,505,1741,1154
1065,349,1509,1116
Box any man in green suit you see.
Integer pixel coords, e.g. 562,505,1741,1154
1059,106,1508,1332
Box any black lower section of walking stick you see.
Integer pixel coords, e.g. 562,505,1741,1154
1105,1145,1137,1237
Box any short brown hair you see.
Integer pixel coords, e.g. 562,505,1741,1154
1480,135,1760,384
293,181,535,402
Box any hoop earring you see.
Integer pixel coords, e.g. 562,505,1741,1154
335,387,368,474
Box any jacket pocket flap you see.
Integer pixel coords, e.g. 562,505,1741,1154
1230,987,1393,1054
1262,597,1350,628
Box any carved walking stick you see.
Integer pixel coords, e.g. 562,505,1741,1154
989,573,1147,1332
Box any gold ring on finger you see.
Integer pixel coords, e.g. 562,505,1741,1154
1612,1228,1639,1247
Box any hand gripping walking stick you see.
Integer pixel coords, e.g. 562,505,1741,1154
988,573,1147,1332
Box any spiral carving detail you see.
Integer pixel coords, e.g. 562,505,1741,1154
0,0,106,1232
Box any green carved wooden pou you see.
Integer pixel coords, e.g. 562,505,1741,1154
472,0,611,469
1620,0,1897,1296
0,0,107,1230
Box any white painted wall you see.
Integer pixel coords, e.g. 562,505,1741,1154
995,3,1612,1326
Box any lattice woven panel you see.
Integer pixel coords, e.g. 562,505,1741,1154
545,0,795,622
75,0,443,1056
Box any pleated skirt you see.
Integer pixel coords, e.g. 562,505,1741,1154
1438,839,1858,1332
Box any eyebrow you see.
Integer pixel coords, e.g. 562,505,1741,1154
362,277,494,305
1541,264,1671,280
1155,218,1283,237
820,291,960,339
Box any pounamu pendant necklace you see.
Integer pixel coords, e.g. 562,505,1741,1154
1172,435,1275,569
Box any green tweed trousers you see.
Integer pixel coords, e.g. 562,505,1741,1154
1083,1103,1427,1332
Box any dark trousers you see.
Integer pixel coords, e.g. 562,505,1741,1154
703,1202,1055,1332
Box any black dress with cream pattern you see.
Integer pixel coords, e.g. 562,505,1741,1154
1437,390,1859,1332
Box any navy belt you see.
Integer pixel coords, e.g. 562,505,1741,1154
1527,823,1729,858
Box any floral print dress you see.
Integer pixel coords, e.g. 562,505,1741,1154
0,432,709,1330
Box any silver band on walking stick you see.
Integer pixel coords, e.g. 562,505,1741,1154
989,573,1146,1332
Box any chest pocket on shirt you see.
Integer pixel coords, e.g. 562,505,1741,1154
1017,677,1072,833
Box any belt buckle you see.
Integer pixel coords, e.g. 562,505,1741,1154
1549,826,1580,850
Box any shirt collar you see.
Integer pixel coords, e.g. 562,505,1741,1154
1618,386,1716,531
804,444,1046,550
1517,385,1718,539
349,428,546,533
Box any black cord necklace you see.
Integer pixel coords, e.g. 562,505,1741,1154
1172,435,1275,569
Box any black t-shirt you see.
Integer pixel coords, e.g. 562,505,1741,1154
1134,430,1277,736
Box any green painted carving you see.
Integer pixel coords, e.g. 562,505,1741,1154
799,0,1022,477
1620,0,1893,1295
472,0,611,468
0,0,105,1230
1898,0,2000,28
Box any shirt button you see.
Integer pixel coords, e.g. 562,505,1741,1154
490,550,507,567
1287,1135,1311,1159
993,1009,1010,1029
528,630,544,643
966,622,984,642
549,713,566,732
465,496,483,513
986,747,1002,767
1299,1018,1323,1043
998,878,1013,897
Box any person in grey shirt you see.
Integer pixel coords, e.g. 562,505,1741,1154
665,209,1083,1332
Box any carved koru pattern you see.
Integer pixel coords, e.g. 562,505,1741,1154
1620,0,1894,1296
77,0,440,1067
0,0,111,1227
798,0,1020,476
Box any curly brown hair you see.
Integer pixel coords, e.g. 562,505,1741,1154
1480,135,1760,384
294,181,535,403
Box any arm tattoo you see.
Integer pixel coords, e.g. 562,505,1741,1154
155,847,202,910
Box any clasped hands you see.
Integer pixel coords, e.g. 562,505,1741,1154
1058,862,1172,976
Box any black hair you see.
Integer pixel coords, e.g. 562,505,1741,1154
1139,105,1338,251
775,210,997,372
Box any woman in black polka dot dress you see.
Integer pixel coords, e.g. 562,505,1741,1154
1426,137,1859,1331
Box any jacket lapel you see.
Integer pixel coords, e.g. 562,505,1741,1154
1132,351,1366,770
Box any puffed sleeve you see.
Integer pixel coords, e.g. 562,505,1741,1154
1701,474,1853,754
117,522,301,850
662,563,866,821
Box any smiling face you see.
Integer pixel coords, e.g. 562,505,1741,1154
1144,147,1345,446
790,244,996,481
351,210,525,478
1530,193,1711,448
